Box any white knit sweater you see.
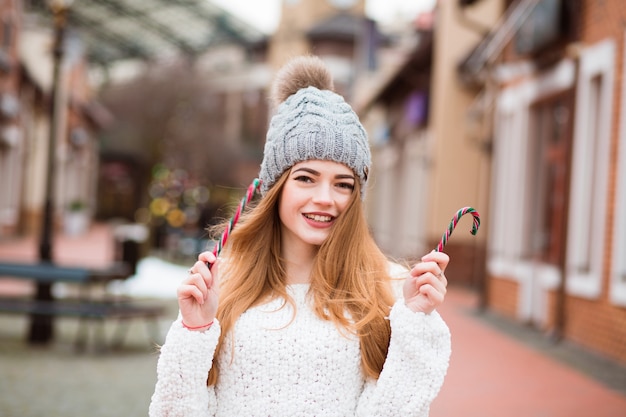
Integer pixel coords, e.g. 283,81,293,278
149,284,451,417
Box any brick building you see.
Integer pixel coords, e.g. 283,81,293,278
460,0,626,364
284,0,626,366
0,1,106,238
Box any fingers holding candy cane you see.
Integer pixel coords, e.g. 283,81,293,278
404,207,481,314
404,250,450,314
178,251,220,330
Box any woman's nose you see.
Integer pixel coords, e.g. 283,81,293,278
311,183,333,204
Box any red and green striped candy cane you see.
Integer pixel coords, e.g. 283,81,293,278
436,207,481,252
208,178,262,267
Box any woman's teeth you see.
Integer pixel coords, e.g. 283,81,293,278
304,214,332,222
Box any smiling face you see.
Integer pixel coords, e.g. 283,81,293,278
278,160,356,253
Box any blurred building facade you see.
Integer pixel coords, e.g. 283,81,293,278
357,0,626,367
0,1,107,239
0,0,271,255
457,0,626,365
269,0,365,66
268,0,379,101
356,0,501,288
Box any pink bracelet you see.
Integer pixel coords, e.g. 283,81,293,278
182,320,214,330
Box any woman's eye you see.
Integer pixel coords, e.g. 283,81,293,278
294,175,313,183
337,182,355,191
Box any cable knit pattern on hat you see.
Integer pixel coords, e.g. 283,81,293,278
149,282,451,417
259,86,371,197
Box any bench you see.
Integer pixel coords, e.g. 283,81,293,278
0,261,130,283
0,261,166,350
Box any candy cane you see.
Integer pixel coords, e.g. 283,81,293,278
209,178,261,266
436,207,480,252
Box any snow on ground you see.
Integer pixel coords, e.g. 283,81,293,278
110,257,411,300
108,256,187,299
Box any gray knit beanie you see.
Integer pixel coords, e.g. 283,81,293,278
259,56,371,198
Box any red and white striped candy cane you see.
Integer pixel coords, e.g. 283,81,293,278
436,207,480,252
207,178,262,268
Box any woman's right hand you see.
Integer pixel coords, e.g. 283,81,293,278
177,251,219,330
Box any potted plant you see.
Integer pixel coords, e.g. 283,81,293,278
64,199,89,236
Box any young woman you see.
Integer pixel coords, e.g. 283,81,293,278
149,56,451,417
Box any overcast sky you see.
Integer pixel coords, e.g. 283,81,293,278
211,0,437,34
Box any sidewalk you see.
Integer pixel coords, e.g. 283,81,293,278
431,288,626,417
1,223,625,417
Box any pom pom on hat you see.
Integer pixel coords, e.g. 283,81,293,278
270,56,334,105
259,56,371,198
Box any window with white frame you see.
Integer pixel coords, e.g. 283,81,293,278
566,39,615,299
488,60,576,280
527,94,572,266
610,32,626,306
488,109,528,270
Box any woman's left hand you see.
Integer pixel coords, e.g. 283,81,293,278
403,251,449,314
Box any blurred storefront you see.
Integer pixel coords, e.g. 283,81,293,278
458,0,626,366
355,0,626,368
0,2,106,239
355,1,501,286
0,0,268,252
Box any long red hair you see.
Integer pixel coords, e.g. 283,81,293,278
207,172,395,386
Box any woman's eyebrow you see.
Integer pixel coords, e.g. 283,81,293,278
292,167,355,180
292,167,320,176
336,174,355,180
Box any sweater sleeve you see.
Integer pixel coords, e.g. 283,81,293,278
356,301,451,417
149,318,221,417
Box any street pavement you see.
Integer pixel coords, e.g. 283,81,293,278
0,223,625,417
432,289,626,417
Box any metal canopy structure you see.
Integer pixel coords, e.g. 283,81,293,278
26,0,267,66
